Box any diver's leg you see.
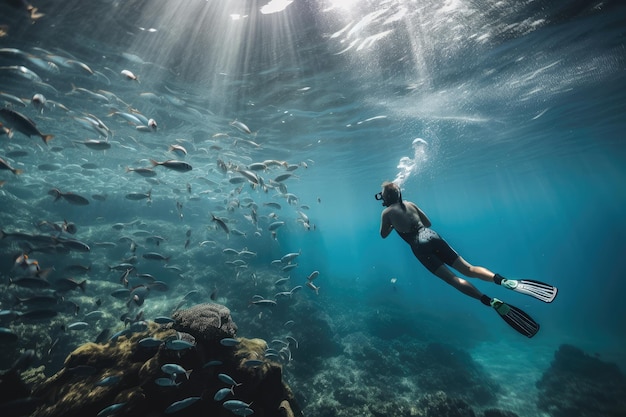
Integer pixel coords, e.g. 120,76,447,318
451,256,496,283
432,264,485,300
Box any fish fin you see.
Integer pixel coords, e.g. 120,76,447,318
13,168,23,175
7,128,13,139
149,159,159,167
41,134,53,144
29,7,45,20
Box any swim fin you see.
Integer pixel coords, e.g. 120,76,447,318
490,298,540,338
500,278,558,303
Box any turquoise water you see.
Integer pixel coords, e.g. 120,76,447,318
1,1,625,416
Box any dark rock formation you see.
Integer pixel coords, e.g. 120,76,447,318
171,302,237,344
536,344,626,417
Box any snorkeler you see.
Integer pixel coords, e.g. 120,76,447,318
377,181,557,338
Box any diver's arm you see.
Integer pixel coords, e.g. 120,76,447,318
380,211,393,238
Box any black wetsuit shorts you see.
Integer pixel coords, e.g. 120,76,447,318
397,227,459,274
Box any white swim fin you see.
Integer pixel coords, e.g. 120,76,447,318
501,278,558,303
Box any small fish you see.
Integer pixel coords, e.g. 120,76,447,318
232,407,254,416
274,277,290,286
230,120,252,134
211,214,230,236
31,93,46,113
76,139,111,150
307,271,319,281
306,281,320,295
49,188,89,205
125,190,152,201
67,321,89,330
138,337,164,348
251,299,277,307
218,373,241,387
57,238,90,252
268,221,285,231
161,363,192,379
243,359,264,367
97,402,127,417
169,144,187,156
0,157,23,175
285,336,299,349
281,251,300,264
126,167,157,177
155,378,181,387
121,69,139,81
274,173,292,182
53,277,87,292
150,159,192,172
0,108,53,144
142,252,170,261
84,310,105,319
154,316,175,324
165,397,201,414
96,375,122,387
214,387,234,401
165,339,195,351
263,202,282,209
281,263,298,272
220,337,240,347
237,169,259,185
223,400,253,411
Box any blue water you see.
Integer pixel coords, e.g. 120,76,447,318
1,1,625,416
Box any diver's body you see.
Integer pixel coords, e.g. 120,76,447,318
377,181,557,337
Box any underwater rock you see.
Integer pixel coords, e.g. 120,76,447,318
415,391,476,417
171,302,237,344
410,343,499,406
536,343,626,417
27,303,301,417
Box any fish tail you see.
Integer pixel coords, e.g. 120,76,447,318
78,280,87,293
7,128,13,139
13,168,23,175
149,159,159,167
41,134,54,144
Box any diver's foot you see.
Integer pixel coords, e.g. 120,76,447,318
490,298,540,338
495,274,558,303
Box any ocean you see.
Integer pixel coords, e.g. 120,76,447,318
1,1,625,416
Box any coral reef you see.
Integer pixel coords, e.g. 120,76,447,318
23,303,301,417
536,344,626,417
